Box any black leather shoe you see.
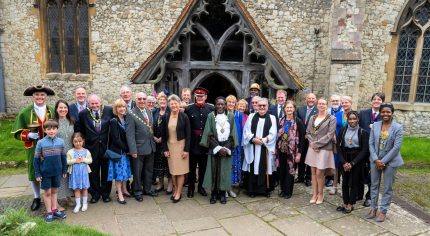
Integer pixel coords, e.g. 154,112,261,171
210,195,217,204
363,199,371,207
294,178,304,183
144,191,159,197
279,191,285,197
135,195,143,202
284,194,292,199
30,198,41,211
102,197,112,203
336,206,346,212
172,194,182,203
249,193,256,198
187,189,194,198
170,195,175,200
117,198,127,205
198,188,207,196
90,196,100,204
305,180,312,187
220,194,227,204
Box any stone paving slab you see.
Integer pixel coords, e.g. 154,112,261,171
323,214,386,236
0,186,27,197
0,176,10,186
182,227,229,236
202,200,249,220
245,198,282,217
159,198,207,221
271,214,338,236
172,216,220,234
1,174,28,188
117,211,175,236
219,214,283,236
299,202,344,222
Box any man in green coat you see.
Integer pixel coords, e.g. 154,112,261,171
200,97,238,204
11,85,55,211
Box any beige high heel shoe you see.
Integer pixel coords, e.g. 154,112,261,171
316,194,324,204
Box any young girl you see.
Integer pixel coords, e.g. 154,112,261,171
67,132,92,213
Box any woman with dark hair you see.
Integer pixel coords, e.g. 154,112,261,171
367,103,403,222
54,100,75,210
276,100,305,199
336,111,369,214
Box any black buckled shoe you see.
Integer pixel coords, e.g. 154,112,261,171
187,188,194,198
30,198,41,211
198,187,207,196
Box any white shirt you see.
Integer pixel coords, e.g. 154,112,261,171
33,103,47,121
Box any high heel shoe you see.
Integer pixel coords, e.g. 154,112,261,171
316,194,324,204
310,196,317,204
172,194,182,203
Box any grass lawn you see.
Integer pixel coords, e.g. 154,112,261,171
0,208,106,236
0,119,26,164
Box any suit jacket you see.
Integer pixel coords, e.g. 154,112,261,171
108,116,128,154
268,104,284,124
126,107,156,156
369,121,404,167
305,114,336,151
69,102,86,122
76,106,113,159
359,108,382,133
162,112,191,153
337,127,369,166
296,105,318,128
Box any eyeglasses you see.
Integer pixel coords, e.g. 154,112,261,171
137,98,146,101
258,104,267,107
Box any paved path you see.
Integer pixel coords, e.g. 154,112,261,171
1,174,429,236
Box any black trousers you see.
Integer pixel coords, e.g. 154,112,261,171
89,156,112,199
296,140,311,181
341,149,363,205
279,152,295,196
132,153,154,195
188,153,207,190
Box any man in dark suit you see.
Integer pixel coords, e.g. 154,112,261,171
69,87,87,122
120,85,136,111
269,89,287,125
126,92,158,202
245,83,261,113
295,92,318,186
184,87,214,198
76,94,113,203
358,92,384,207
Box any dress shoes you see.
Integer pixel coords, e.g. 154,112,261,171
172,194,182,203
135,195,143,202
187,189,194,198
198,188,207,196
144,190,159,197
90,196,100,204
304,179,312,187
284,194,292,199
363,199,371,207
249,193,256,198
336,206,346,212
117,198,127,205
294,177,304,183
102,197,112,203
278,191,285,197
210,195,217,204
220,194,227,204
30,198,41,211
170,195,175,200
344,207,353,214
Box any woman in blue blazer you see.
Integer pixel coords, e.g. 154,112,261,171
367,103,404,222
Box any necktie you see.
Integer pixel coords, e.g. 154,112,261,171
305,107,311,124
278,105,284,118
371,112,376,122
95,112,101,132
79,105,84,112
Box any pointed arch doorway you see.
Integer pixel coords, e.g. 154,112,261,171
195,72,238,104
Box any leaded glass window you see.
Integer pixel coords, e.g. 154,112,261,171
44,0,90,74
394,1,430,103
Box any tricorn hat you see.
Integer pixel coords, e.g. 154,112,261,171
249,83,261,91
23,85,55,96
193,87,209,96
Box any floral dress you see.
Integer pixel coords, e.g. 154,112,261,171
69,149,91,190
107,121,131,181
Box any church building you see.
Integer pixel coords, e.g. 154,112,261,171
0,0,429,135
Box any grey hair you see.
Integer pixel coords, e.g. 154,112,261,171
120,85,132,94
147,96,156,102
168,94,181,104
251,96,261,103
88,94,101,102
259,97,269,104
342,95,353,103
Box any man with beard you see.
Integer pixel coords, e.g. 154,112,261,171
12,85,55,211
242,98,277,197
184,87,214,198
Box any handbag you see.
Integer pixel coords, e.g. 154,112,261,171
104,149,122,162
104,119,122,162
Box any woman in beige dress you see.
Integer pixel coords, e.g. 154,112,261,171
305,98,336,204
163,95,190,203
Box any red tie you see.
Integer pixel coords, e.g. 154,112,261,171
371,112,376,122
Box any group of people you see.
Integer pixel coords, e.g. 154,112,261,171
13,83,403,223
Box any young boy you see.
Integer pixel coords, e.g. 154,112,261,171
33,119,68,222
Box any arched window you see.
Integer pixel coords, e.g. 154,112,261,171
42,0,90,74
393,1,430,103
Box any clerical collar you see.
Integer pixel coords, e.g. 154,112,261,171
257,113,268,118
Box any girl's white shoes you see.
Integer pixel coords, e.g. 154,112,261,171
73,204,88,213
